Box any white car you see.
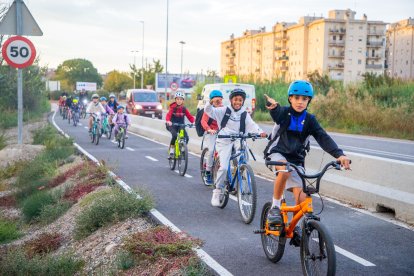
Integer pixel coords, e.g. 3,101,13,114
197,83,256,117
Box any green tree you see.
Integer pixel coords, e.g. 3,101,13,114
130,59,164,88
54,59,102,91
103,70,133,92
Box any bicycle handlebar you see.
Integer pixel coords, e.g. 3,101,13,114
217,133,267,141
171,123,195,128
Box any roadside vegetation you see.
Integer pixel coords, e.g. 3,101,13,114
0,124,211,275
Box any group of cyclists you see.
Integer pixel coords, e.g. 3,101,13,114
58,92,130,145
165,80,351,230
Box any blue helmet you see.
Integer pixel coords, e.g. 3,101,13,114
229,88,246,100
117,105,125,110
100,97,107,101
288,80,314,99
209,90,223,100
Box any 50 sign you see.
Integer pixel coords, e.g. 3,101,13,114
1,36,36,69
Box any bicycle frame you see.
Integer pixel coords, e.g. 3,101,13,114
226,138,252,195
174,126,186,159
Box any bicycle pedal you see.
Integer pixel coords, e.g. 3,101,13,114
253,229,265,234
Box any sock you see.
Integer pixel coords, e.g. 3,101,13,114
272,198,281,208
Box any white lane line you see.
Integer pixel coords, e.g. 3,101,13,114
126,147,135,152
145,156,158,162
174,170,193,178
84,126,88,129
111,140,117,144
51,110,232,276
78,123,82,126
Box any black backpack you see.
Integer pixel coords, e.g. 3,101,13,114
195,108,213,137
220,107,247,134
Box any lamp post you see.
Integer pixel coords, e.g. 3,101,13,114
139,20,145,89
131,50,139,89
179,41,185,77
164,0,169,108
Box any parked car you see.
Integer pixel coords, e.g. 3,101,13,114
126,89,163,119
197,83,256,117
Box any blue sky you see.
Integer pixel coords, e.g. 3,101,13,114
7,0,413,74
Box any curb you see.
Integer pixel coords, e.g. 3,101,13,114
50,109,231,276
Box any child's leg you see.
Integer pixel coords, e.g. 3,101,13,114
169,126,178,146
184,129,189,144
215,142,233,189
113,125,119,137
272,167,290,208
292,187,306,206
206,135,216,172
89,116,93,129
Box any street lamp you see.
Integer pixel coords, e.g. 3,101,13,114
139,21,145,89
164,0,169,108
131,50,139,89
179,41,185,77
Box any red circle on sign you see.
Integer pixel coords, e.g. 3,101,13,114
170,82,178,91
1,36,36,69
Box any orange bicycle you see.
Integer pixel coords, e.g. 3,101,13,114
255,160,348,276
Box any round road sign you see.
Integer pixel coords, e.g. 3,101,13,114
1,36,36,69
170,82,179,91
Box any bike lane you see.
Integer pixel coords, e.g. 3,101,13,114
53,114,414,276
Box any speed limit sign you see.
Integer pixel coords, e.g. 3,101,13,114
1,36,36,69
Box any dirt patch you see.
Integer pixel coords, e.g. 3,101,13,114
0,144,45,169
2,120,48,146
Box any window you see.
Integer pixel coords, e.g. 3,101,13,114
339,35,343,41
359,26,363,30
333,35,336,41
358,59,362,65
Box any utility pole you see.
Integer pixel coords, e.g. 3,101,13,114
164,0,169,108
140,21,144,89
131,50,139,89
179,41,185,77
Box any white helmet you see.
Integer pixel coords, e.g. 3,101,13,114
174,91,185,99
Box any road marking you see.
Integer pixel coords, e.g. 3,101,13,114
174,170,193,178
111,140,117,144
126,147,135,152
78,123,82,126
145,156,158,162
84,126,88,129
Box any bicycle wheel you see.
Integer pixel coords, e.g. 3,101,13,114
106,125,112,139
200,148,209,185
301,220,336,276
120,130,126,149
68,113,71,124
178,142,188,176
237,164,257,224
169,150,176,170
260,202,286,263
95,127,100,145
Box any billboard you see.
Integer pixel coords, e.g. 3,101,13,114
155,73,199,93
76,82,97,91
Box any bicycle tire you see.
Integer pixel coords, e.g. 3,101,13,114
300,220,336,276
260,202,286,263
211,156,220,187
178,142,188,176
107,125,112,139
95,128,100,145
218,182,230,209
200,148,209,185
237,164,257,224
169,153,176,170
121,130,125,149
68,113,71,124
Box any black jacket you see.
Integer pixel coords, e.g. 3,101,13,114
266,105,344,166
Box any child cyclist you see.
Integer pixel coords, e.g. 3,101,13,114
112,105,131,138
205,88,266,207
70,98,81,120
166,91,195,157
264,80,351,228
201,90,223,185
86,94,105,133
100,97,115,116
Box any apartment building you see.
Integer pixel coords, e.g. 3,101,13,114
386,18,414,80
221,9,387,83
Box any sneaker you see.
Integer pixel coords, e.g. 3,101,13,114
290,225,302,247
125,135,129,139
88,128,92,133
267,206,283,228
211,189,222,207
204,171,213,185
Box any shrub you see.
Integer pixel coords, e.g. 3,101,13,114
21,191,56,222
32,125,57,145
0,250,84,276
0,219,21,244
24,232,63,258
0,133,6,150
116,250,136,270
38,201,73,225
74,188,153,239
0,160,27,181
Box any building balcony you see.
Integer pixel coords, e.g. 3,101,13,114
328,41,345,47
367,41,383,47
367,30,385,36
328,63,344,70
329,28,346,34
328,53,345,58
280,66,288,71
278,56,289,61
366,54,383,59
274,46,282,51
282,35,289,40
366,64,383,69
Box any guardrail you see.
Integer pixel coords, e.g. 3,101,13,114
128,115,414,224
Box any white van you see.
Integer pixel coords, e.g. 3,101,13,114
197,83,256,117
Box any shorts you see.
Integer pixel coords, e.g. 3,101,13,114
267,153,304,191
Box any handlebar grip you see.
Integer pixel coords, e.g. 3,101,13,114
265,160,287,167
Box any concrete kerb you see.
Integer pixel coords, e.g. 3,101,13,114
129,114,414,225
50,109,231,276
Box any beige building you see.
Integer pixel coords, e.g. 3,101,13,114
386,18,414,79
221,9,387,83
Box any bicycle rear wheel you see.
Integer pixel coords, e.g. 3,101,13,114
260,202,286,263
301,219,336,276
120,130,126,149
237,164,257,224
106,125,112,139
200,148,209,184
169,154,176,170
178,142,188,176
68,113,71,124
95,127,100,145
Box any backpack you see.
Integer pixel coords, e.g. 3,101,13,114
220,107,247,134
195,108,214,137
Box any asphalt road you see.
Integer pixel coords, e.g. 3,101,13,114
155,109,414,163
53,113,414,276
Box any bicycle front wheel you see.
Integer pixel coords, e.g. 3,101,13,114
200,148,209,185
95,127,100,145
120,130,126,149
178,142,188,176
301,220,336,276
237,164,257,224
260,202,286,263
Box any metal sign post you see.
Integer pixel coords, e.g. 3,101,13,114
0,0,43,144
